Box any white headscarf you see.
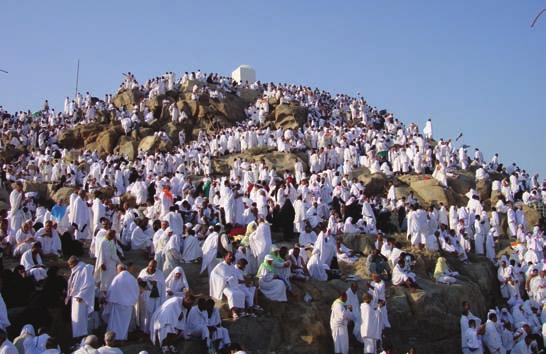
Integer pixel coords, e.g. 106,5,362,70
165,266,189,294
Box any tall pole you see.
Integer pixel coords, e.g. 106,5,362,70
74,59,80,98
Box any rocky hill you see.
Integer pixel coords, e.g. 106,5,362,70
1,74,544,354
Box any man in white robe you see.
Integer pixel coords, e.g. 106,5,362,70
423,118,433,140
162,229,183,275
361,199,377,232
164,207,184,236
185,299,212,349
97,331,123,354
149,296,184,351
249,219,272,268
35,221,62,256
137,260,166,334
103,265,139,341
92,218,110,258
232,258,258,311
71,190,91,241
20,242,47,281
200,227,219,274
407,205,427,248
73,335,100,354
209,252,246,319
8,181,24,232
66,256,96,339
205,298,231,350
314,230,336,268
159,186,173,219
483,312,506,354
330,293,352,354
345,283,361,341
222,182,238,225
91,196,106,236
181,227,202,262
307,248,329,281
94,230,120,292
293,197,306,233
130,218,151,251
360,293,383,354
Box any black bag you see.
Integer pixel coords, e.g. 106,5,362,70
150,283,160,298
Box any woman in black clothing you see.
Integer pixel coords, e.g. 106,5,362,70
1,266,34,308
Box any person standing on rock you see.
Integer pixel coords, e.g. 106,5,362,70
345,282,362,341
360,293,383,354
330,292,352,354
423,118,433,140
103,264,139,341
66,256,95,340
71,190,91,241
8,181,25,233
463,319,484,354
137,259,166,334
94,230,120,293
483,312,506,354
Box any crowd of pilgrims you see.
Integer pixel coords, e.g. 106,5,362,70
0,69,543,354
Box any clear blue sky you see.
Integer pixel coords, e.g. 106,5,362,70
1,0,545,178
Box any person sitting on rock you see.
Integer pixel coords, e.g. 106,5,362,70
335,238,359,265
391,257,417,290
288,246,309,281
366,248,390,279
209,252,246,319
433,257,459,284
257,255,287,302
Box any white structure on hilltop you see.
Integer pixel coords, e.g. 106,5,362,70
231,65,256,84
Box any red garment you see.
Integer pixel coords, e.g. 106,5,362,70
163,188,173,201
229,226,246,237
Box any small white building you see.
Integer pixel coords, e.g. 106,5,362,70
231,65,256,84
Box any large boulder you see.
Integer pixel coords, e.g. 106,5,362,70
273,104,308,129
212,150,308,176
180,79,205,93
57,129,79,148
209,93,247,123
164,122,181,141
23,181,50,204
351,167,389,197
447,170,475,196
58,123,104,149
410,178,456,206
362,173,389,197
51,187,75,204
112,88,142,109
95,127,123,154
340,234,376,255
522,204,544,229
115,137,138,161
239,88,262,103
138,135,172,154
476,179,491,202
490,189,503,206
23,182,76,206
0,147,26,164
63,150,82,164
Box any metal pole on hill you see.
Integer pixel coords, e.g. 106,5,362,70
74,59,80,98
